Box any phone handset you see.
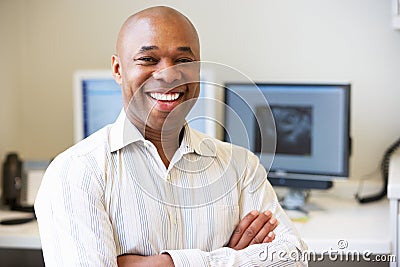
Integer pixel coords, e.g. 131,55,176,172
1,153,34,212
2,153,23,207
1,153,36,225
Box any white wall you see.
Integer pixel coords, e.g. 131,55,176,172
1,0,399,182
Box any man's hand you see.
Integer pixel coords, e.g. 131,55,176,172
117,254,174,267
228,210,278,250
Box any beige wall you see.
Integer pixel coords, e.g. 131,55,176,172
1,0,400,181
0,0,23,158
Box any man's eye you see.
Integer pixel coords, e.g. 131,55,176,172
176,58,194,63
134,57,158,64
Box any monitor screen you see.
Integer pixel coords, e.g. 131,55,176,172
224,82,351,189
73,71,123,142
73,70,217,142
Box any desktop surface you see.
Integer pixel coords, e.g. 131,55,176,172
0,208,41,249
290,182,390,255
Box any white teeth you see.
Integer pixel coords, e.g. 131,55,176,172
149,92,181,101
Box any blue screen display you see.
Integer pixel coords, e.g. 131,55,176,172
82,79,123,137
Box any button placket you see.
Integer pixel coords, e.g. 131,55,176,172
142,140,167,178
143,140,151,149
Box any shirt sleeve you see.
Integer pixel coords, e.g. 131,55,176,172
34,154,118,267
162,151,308,266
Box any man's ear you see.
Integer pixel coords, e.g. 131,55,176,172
111,54,122,85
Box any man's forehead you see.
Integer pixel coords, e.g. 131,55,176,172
124,14,194,38
117,17,199,56
116,7,199,54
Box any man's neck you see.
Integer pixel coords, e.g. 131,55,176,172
126,112,186,168
145,126,183,169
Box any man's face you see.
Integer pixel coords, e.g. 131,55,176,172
112,15,201,132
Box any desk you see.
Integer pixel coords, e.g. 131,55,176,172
0,209,41,249
0,182,392,265
291,182,391,256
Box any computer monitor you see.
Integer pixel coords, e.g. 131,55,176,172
224,82,351,209
73,70,123,142
73,70,217,143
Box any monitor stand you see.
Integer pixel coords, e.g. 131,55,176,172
280,187,333,219
281,188,310,212
268,177,333,214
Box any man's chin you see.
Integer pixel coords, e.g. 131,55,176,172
148,113,187,133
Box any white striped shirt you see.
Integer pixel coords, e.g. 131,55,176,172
35,109,307,266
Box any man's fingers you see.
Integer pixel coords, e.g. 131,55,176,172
250,217,278,245
263,231,275,243
233,210,273,249
228,210,259,248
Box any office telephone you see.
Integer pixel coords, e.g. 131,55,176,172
2,153,22,207
1,152,35,225
356,136,400,203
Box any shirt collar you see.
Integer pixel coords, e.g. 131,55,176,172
180,124,217,157
109,109,144,152
109,109,216,158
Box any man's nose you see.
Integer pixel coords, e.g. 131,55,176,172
152,63,182,84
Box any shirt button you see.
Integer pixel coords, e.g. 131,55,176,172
166,173,171,181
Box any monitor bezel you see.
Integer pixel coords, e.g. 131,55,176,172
224,82,351,187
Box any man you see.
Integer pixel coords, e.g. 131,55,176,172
35,6,307,266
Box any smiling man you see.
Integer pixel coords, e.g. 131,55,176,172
35,6,307,267
111,8,202,167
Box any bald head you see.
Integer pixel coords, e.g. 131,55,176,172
116,6,200,56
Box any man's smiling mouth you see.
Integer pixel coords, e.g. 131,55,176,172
149,92,183,101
